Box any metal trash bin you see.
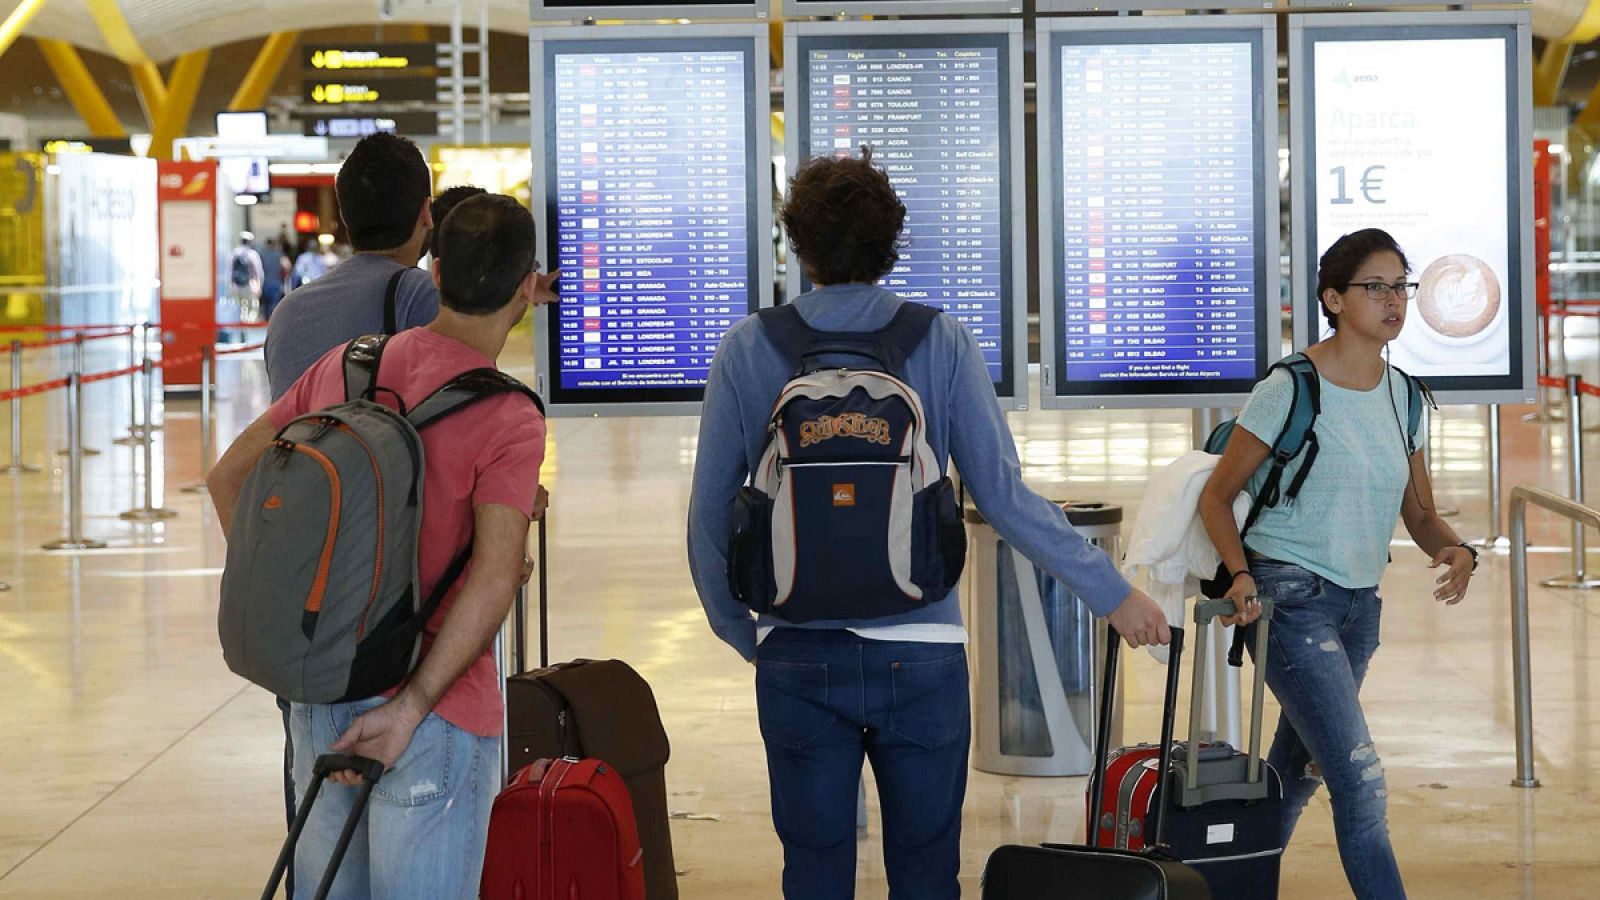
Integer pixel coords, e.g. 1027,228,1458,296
968,502,1122,777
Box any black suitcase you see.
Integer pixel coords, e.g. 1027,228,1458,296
261,752,386,900
1155,597,1285,897
981,626,1212,900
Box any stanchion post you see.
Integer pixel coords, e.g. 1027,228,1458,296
121,357,177,522
1541,375,1600,588
1525,308,1564,423
5,339,40,474
140,323,161,433
182,346,214,494
43,369,106,550
114,326,144,445
1476,403,1504,549
57,333,101,458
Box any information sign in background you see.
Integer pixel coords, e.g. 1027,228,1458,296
1038,17,1278,409
532,27,771,415
794,30,1013,393
1294,15,1532,401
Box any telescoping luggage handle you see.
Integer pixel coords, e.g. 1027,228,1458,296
1189,596,1274,798
1088,625,1186,852
262,753,386,900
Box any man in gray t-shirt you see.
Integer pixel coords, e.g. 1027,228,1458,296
264,133,439,399
265,255,438,398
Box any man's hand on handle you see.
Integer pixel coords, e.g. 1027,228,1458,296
327,694,427,786
1106,587,1172,649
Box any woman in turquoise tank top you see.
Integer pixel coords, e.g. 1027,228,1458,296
1198,229,1478,900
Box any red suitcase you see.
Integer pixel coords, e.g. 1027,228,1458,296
481,756,647,900
1092,741,1237,851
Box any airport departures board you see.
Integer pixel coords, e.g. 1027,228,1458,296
531,25,773,416
1036,15,1281,410
784,20,1029,407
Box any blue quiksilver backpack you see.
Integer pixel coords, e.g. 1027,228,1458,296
726,302,967,623
1199,351,1431,602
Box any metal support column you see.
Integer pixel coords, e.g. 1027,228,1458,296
0,0,50,62
229,32,298,111
1476,404,1506,550
149,50,210,161
35,38,126,137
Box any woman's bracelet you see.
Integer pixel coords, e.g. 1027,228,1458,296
1230,569,1252,583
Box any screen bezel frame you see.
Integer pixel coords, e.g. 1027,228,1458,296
530,23,775,417
783,0,1022,16
531,0,767,21
1036,14,1282,410
783,18,1029,410
1288,10,1536,405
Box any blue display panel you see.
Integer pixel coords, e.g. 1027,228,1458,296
542,38,761,407
1047,28,1272,401
794,31,1015,397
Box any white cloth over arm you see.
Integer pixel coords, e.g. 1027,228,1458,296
1121,450,1249,663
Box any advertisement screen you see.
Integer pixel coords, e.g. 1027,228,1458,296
543,39,759,406
795,32,1014,395
1049,29,1271,401
1306,29,1519,385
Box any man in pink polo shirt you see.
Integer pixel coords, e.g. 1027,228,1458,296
209,193,556,898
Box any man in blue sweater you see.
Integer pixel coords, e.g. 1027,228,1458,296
687,152,1171,898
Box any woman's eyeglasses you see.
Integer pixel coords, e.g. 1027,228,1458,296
1347,281,1420,301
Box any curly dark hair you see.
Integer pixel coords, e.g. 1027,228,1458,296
781,148,905,286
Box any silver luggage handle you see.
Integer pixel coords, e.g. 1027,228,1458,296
1185,596,1273,798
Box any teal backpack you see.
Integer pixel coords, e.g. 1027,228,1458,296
1199,352,1432,610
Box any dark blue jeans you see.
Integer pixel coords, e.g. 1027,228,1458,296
1249,558,1406,900
756,629,970,900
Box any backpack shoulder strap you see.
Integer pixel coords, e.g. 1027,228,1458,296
1391,364,1433,455
757,300,940,377
342,334,391,403
407,368,545,432
383,268,406,335
875,302,941,375
1241,353,1323,535
1268,353,1321,457
756,304,815,373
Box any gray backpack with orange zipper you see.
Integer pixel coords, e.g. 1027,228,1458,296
218,333,544,704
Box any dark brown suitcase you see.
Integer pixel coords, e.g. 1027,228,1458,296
505,520,679,900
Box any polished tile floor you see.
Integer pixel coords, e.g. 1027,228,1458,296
1,332,1599,898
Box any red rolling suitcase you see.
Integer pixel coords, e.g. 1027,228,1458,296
480,756,647,900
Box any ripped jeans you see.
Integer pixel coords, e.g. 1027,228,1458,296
1248,557,1406,900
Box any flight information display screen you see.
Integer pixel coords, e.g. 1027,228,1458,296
542,38,759,406
1048,29,1270,400
794,32,1015,395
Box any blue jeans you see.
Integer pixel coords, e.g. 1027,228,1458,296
756,629,970,900
288,697,500,900
1249,558,1406,900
